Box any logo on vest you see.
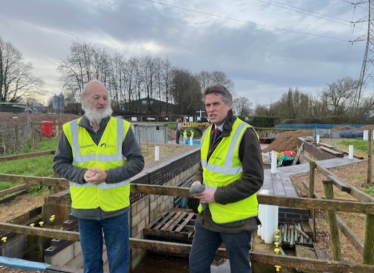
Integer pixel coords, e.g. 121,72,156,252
211,155,223,161
100,143,116,149
80,144,95,149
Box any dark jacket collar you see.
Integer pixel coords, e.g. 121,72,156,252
78,115,111,132
221,110,236,137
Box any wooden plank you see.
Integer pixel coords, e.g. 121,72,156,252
250,252,374,273
311,162,374,203
153,212,176,230
363,214,374,264
131,184,374,214
0,150,55,162
0,222,80,241
0,174,69,187
327,174,351,193
0,183,31,198
144,211,172,231
293,142,304,165
161,211,183,231
336,214,363,255
300,222,313,238
318,142,334,149
322,180,341,261
320,147,344,157
303,182,364,256
175,213,195,233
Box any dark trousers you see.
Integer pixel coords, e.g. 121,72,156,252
189,220,252,273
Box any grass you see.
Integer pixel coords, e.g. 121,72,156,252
363,186,374,197
323,138,372,158
0,138,58,197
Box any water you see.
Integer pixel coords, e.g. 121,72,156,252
132,254,230,273
184,140,200,145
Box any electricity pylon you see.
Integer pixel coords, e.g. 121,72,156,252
357,0,374,106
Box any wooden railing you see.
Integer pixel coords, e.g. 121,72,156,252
0,173,374,272
304,154,374,265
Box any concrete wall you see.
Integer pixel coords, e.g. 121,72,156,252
132,123,169,144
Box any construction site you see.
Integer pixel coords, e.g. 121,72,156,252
0,112,374,272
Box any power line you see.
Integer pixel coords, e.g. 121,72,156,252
257,0,359,27
341,0,368,10
141,0,349,42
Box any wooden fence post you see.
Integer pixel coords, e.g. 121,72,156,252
55,120,59,138
363,214,374,264
323,179,341,261
309,161,316,242
15,124,19,154
368,130,373,184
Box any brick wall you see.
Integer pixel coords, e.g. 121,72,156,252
278,207,309,225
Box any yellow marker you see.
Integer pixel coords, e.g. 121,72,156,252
275,229,280,235
1,237,7,243
30,223,35,227
39,221,44,227
274,242,279,248
274,248,280,255
275,235,280,242
275,265,281,272
50,217,55,223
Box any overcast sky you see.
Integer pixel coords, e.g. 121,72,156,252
0,0,369,106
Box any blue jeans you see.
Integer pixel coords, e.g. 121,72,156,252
189,221,252,273
78,213,129,273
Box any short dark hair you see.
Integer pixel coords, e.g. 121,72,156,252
203,84,232,104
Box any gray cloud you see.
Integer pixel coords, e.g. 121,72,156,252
0,0,369,105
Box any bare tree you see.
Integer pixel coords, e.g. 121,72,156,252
233,97,253,118
196,70,234,94
0,37,43,103
58,41,111,103
321,77,359,116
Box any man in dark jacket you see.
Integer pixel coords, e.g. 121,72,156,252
189,84,264,273
53,80,144,273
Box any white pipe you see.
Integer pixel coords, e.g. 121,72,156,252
190,137,193,146
364,130,368,141
258,189,269,238
271,151,277,174
155,146,159,161
316,135,320,144
349,145,354,160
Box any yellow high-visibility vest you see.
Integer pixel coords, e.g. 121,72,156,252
63,117,131,211
199,119,258,223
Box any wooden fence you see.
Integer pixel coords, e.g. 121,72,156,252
0,121,60,155
0,172,374,272
304,154,374,265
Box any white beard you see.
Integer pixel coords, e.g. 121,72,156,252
82,101,113,125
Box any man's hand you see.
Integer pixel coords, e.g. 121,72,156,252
84,167,107,185
190,181,215,203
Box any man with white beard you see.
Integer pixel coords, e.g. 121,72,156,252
53,80,144,273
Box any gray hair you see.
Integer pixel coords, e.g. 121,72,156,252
81,80,106,100
203,84,233,104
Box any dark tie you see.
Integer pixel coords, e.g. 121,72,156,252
213,128,221,143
